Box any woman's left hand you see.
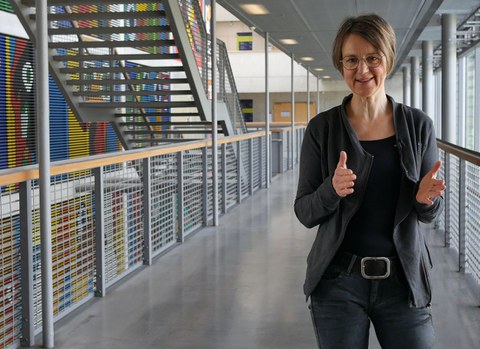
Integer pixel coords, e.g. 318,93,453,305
416,160,446,205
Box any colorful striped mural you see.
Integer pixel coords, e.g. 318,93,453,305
0,32,121,172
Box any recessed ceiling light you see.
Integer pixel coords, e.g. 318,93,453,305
322,75,331,79
314,68,324,72
239,4,270,15
301,56,314,61
280,39,298,45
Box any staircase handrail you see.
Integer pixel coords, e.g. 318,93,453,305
216,39,247,134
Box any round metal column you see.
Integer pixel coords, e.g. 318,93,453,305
410,56,420,108
402,65,411,106
210,0,219,225
290,54,295,169
265,32,270,187
36,0,54,347
441,13,457,143
422,40,434,117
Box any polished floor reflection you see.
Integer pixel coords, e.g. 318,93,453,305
29,169,480,349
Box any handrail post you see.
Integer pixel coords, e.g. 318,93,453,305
458,158,466,273
444,152,451,247
222,143,227,213
94,167,106,297
20,180,35,347
202,147,209,225
249,138,254,195
237,141,242,203
143,158,152,265
177,151,185,242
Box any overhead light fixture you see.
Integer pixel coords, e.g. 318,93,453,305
239,4,270,15
322,75,331,79
280,39,298,45
314,68,324,72
301,56,314,61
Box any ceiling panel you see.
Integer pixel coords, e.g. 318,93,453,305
217,0,480,81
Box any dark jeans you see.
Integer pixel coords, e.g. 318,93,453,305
309,263,436,349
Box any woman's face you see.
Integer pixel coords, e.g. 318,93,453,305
341,33,387,98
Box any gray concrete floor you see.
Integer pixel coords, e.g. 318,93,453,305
27,169,480,349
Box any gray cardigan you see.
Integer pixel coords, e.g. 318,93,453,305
294,94,443,307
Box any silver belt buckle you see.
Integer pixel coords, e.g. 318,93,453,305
360,257,391,280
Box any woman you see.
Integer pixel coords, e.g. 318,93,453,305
294,14,445,349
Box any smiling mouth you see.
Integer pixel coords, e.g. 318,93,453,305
356,77,373,83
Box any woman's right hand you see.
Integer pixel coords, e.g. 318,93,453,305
332,151,357,197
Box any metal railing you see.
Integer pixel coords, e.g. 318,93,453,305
217,40,247,134
0,126,308,349
436,139,480,305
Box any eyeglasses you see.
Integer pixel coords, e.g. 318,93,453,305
340,54,384,70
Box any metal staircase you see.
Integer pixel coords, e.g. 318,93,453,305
9,0,244,150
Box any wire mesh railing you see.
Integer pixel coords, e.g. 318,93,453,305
1,128,303,348
436,139,480,304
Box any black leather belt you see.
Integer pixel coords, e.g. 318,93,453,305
330,252,400,280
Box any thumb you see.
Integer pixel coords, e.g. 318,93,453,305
429,160,442,178
337,151,347,168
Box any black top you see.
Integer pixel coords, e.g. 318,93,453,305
340,135,402,257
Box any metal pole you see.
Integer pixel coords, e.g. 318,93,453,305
36,1,54,347
402,65,411,106
457,57,466,147
211,0,219,225
458,159,466,273
94,167,106,298
177,152,185,241
422,40,434,117
410,56,420,108
442,13,457,143
474,48,480,150
142,158,152,266
291,53,295,169
265,32,270,187
20,181,34,347
307,67,310,122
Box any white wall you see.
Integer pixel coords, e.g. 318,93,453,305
238,73,403,123
217,18,404,124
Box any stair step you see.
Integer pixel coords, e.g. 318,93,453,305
73,90,192,97
50,39,176,50
22,0,160,5
79,101,196,108
66,78,189,86
124,130,222,135
60,66,184,74
120,121,215,127
115,112,200,117
32,10,165,22
130,138,205,144
53,53,180,62
50,25,171,36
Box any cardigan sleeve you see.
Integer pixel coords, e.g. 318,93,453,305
413,115,444,222
294,121,342,229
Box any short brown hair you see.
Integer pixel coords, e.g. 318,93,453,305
332,14,396,75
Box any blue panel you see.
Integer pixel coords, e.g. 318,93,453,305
106,123,118,153
49,76,69,162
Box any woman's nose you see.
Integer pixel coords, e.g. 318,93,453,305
356,59,370,72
